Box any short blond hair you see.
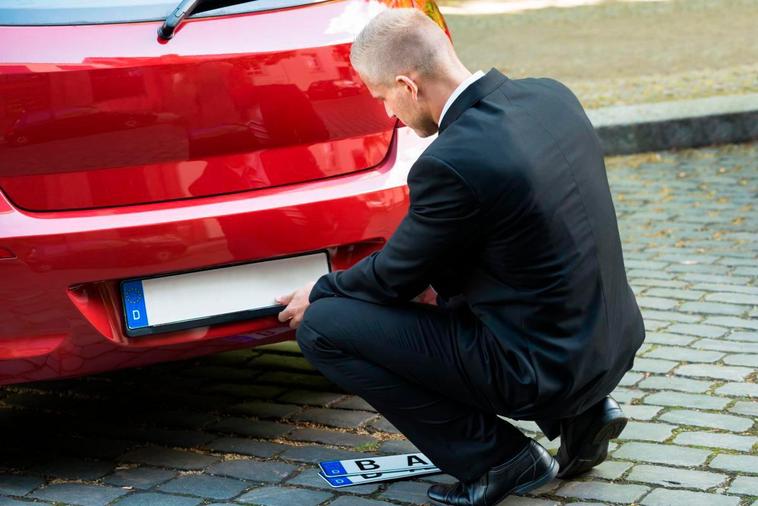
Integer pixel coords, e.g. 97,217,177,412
350,8,453,87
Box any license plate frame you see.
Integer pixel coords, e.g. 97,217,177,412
120,250,330,337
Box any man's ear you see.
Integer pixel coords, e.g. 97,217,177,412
396,74,418,101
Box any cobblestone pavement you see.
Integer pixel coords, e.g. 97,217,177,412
0,142,756,505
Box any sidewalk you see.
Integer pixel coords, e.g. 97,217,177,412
0,141,755,506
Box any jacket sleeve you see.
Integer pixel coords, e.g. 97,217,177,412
309,154,481,304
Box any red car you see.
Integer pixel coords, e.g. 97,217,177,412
0,0,449,385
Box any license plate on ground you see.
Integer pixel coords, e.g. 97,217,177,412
120,251,330,337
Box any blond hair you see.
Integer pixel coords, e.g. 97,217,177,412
350,8,453,87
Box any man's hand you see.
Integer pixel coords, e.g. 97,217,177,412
276,281,316,329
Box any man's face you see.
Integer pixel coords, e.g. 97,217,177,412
366,76,438,138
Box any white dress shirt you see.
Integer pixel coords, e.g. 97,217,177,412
438,70,485,126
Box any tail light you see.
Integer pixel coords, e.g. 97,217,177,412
380,0,450,38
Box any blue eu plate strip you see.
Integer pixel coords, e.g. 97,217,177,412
320,461,348,476
320,473,353,487
122,280,149,329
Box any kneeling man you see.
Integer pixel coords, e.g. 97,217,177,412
277,7,645,506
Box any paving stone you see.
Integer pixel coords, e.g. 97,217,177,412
709,454,758,473
617,421,676,442
279,446,370,464
667,324,728,338
369,417,401,434
694,339,758,353
645,288,705,300
120,447,218,470
730,400,758,417
207,459,296,483
204,384,286,400
586,460,633,480
379,439,419,454
681,301,747,316
204,438,287,458
716,382,758,397
103,467,177,490
257,371,335,389
236,486,331,505
704,316,758,330
637,296,679,310
674,431,758,452
641,488,740,506
209,418,293,439
287,428,378,448
250,354,314,371
0,498,52,506
329,497,397,506
380,481,436,505
618,372,644,386
644,332,696,346
621,403,662,420
626,464,728,489
729,476,758,496
113,493,202,506
31,483,128,506
722,353,758,366
725,331,758,342
609,387,645,404
644,346,724,363
613,442,711,466
706,292,758,305
285,469,379,495
0,475,43,496
681,274,752,286
29,457,113,480
643,391,730,410
500,498,560,506
638,376,713,393
632,357,678,373
333,396,377,412
292,408,376,429
228,401,301,419
555,481,648,503
276,390,345,407
642,310,700,323
158,474,248,500
674,364,753,381
659,409,754,431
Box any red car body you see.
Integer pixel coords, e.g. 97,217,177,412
0,0,449,385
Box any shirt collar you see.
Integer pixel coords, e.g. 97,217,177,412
438,70,485,127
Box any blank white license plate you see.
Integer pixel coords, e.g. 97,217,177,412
120,251,330,337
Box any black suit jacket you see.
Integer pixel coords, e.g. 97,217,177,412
309,68,645,419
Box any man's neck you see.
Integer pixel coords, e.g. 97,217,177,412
431,69,474,126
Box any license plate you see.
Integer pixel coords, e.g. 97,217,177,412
120,251,330,337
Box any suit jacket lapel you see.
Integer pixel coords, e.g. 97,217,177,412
438,67,508,133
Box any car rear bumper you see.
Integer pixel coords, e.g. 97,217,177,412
0,126,434,385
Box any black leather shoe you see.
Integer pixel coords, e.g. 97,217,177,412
427,439,558,506
555,396,627,479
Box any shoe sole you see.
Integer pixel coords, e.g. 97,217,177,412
556,415,627,479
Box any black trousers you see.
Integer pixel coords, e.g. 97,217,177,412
295,296,561,482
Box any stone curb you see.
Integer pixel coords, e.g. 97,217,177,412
587,94,758,155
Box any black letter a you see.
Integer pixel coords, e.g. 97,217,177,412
407,455,429,467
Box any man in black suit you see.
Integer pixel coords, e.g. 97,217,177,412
276,7,645,506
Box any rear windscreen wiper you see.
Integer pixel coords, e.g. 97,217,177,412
158,0,204,40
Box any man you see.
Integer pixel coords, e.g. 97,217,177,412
276,7,645,506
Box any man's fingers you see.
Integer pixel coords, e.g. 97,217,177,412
277,306,292,323
276,292,294,305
